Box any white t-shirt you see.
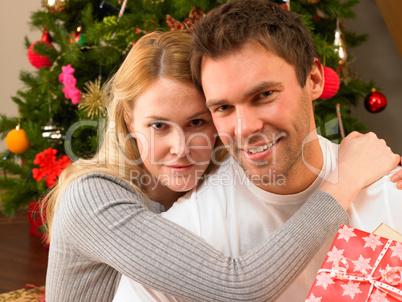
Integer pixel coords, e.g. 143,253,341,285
114,136,402,302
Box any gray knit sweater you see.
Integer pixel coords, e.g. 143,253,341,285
45,173,348,302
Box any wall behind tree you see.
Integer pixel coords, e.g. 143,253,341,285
0,1,41,152
1,1,401,155
344,0,402,154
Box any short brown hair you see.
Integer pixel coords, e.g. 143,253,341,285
190,0,320,90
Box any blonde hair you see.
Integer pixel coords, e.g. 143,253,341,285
42,31,227,242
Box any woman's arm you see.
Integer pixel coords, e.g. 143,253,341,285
60,174,346,302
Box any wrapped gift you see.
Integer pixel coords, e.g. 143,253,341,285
305,225,402,302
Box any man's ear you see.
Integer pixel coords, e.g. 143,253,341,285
308,58,324,101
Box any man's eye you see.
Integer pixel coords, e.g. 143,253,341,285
216,105,230,112
259,91,273,98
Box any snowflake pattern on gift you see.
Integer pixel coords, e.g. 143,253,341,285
379,264,393,277
352,255,373,274
369,289,389,302
380,265,402,284
305,293,322,302
326,246,345,264
341,280,362,299
363,233,383,251
315,273,335,289
338,225,357,242
390,242,402,261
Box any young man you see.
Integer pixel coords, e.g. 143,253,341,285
114,1,402,301
163,0,402,301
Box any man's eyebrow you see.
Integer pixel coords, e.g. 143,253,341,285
206,99,227,109
206,81,282,109
244,81,282,99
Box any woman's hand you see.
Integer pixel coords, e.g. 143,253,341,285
338,131,400,189
391,160,402,189
321,131,400,210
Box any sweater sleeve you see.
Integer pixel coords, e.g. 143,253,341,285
60,173,348,301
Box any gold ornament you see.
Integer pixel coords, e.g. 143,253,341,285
78,77,106,119
43,0,66,12
334,18,348,66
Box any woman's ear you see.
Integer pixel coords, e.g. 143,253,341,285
128,125,136,138
125,112,136,138
308,58,325,101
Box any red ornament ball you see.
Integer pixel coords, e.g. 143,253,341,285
364,89,387,113
27,29,53,69
27,40,53,69
319,67,340,99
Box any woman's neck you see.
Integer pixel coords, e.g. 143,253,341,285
145,184,186,211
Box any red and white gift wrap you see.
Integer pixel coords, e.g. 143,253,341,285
306,225,402,302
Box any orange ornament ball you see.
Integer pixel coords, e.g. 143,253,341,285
5,128,30,154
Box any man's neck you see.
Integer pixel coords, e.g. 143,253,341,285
254,136,324,195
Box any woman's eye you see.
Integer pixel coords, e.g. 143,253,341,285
190,119,204,127
150,122,166,130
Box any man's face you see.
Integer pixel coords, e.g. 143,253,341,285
201,40,320,191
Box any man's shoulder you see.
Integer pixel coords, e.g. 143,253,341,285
353,165,402,211
349,165,402,234
365,165,402,193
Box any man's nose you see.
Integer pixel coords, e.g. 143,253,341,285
234,107,264,139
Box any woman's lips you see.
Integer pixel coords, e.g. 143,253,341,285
166,164,195,173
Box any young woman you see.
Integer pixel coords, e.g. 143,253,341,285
43,31,402,302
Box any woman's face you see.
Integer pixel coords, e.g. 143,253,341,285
130,77,217,196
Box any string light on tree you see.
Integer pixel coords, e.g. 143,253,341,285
364,88,387,113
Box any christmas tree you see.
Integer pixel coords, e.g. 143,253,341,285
0,0,374,230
